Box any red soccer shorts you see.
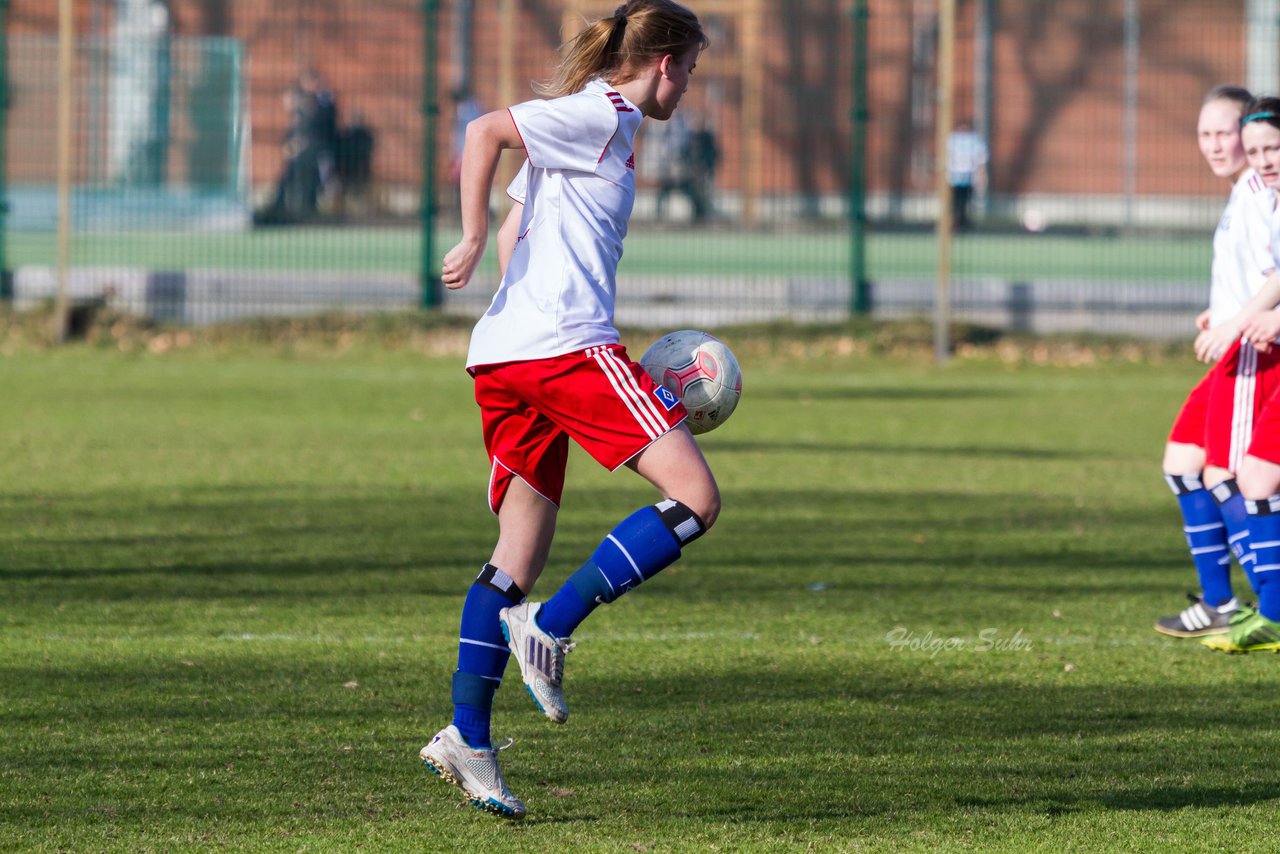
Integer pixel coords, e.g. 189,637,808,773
471,344,687,513
1249,391,1280,465
1167,363,1214,448
1202,339,1280,471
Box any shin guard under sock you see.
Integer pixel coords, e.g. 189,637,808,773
1245,497,1280,621
537,500,706,639
1167,474,1233,607
1212,478,1258,595
451,563,525,748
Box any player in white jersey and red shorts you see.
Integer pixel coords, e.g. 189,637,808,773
1200,98,1280,652
417,1,714,819
1156,86,1280,638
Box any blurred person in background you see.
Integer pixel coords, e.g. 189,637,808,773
299,69,340,206
259,84,316,223
946,119,987,231
259,71,340,223
335,109,375,214
647,108,716,222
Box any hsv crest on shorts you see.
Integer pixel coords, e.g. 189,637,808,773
653,384,680,411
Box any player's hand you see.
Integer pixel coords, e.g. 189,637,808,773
1241,310,1280,352
441,235,486,290
1194,323,1239,363
1195,309,1211,332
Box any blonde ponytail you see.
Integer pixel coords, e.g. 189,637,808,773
535,1,708,98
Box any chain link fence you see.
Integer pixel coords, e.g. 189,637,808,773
1,1,1269,337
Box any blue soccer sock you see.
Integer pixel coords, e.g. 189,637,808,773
1166,473,1233,607
537,500,707,640
451,564,525,749
1245,497,1280,621
1211,478,1259,594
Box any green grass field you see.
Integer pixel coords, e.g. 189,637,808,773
7,226,1212,282
4,328,1278,851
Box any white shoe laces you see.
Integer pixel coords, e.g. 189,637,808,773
549,638,575,683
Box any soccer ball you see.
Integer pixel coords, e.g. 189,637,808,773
639,330,742,435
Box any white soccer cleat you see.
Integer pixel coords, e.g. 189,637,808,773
419,725,525,820
500,602,574,724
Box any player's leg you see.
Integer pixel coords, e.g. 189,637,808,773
1156,364,1239,636
507,427,716,723
1204,417,1280,652
535,424,718,630
421,371,567,817
1204,342,1280,600
448,479,557,745
423,496,552,818
489,479,559,594
626,424,721,525
424,531,535,820
500,345,714,722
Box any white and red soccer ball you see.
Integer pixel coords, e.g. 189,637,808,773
640,330,742,435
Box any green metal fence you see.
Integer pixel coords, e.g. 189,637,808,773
1,1,1269,338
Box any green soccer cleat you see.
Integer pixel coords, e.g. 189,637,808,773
1200,612,1280,653
1229,603,1257,625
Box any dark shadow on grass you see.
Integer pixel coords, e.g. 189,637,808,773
956,782,1280,814
3,487,1191,604
7,638,1280,825
746,386,1016,402
705,439,1083,459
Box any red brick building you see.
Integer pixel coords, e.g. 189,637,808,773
6,1,1258,217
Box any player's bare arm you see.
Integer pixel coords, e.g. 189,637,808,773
496,201,524,280
442,110,524,290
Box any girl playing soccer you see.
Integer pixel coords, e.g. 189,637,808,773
1201,98,1280,652
418,1,715,819
1154,86,1280,638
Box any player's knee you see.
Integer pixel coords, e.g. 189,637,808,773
660,466,719,532
683,486,720,532
1162,441,1205,476
697,488,721,531
1237,460,1274,501
655,494,718,546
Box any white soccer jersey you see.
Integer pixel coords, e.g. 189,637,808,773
466,79,644,370
1208,168,1276,327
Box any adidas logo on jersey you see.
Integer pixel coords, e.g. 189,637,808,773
606,91,634,112
625,154,635,170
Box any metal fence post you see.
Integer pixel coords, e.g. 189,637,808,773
850,0,869,315
934,0,955,364
0,0,8,291
421,0,442,309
